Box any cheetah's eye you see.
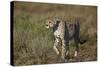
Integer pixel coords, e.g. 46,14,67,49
49,21,52,23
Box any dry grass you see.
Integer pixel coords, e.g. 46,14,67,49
13,1,97,66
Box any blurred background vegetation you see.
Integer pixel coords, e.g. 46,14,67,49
13,1,97,66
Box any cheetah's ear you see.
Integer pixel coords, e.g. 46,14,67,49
55,20,60,24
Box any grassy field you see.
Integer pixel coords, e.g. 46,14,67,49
13,1,97,66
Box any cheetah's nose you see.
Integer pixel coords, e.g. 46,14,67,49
45,25,49,28
46,24,48,26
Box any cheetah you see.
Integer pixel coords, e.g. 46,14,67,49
45,18,86,62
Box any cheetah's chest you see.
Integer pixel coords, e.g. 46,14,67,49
54,30,61,38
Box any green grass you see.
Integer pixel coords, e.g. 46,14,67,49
13,1,97,66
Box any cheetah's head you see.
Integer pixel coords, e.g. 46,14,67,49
45,19,60,29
